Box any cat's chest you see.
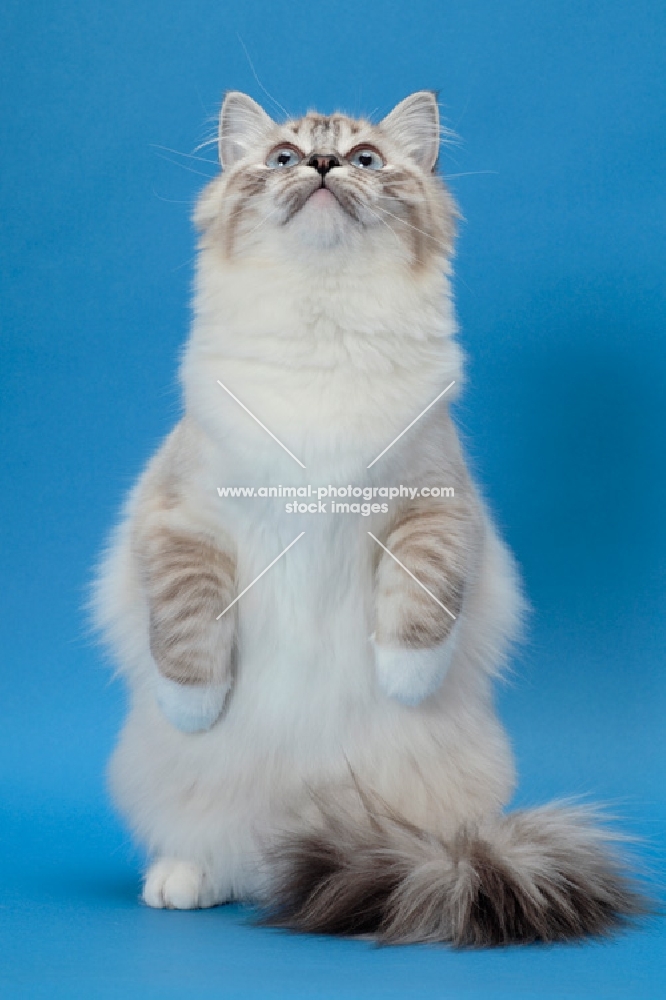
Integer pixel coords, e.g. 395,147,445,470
194,357,449,483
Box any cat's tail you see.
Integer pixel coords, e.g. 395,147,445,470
261,799,648,946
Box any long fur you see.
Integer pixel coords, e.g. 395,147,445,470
93,91,649,945
262,798,645,946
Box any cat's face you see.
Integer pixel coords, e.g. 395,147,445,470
195,91,456,270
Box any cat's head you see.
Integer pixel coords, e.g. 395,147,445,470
195,91,457,271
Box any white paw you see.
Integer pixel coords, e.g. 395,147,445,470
155,675,231,733
143,858,211,909
372,627,458,706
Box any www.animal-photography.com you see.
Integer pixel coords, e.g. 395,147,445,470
2,2,665,998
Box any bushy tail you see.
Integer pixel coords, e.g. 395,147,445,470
262,801,647,946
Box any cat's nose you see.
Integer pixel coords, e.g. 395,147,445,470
307,153,341,177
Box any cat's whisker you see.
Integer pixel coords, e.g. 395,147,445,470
151,143,219,166
193,84,211,119
444,170,498,180
452,95,471,131
152,189,193,206
439,126,461,148
171,253,197,273
373,204,451,254
155,152,217,179
244,204,282,237
237,33,290,120
363,203,404,252
192,136,219,155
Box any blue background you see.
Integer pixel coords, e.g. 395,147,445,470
1,0,665,996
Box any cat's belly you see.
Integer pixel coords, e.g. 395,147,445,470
231,512,377,734
109,502,515,889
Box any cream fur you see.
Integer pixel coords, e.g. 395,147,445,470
155,675,231,733
372,622,460,706
92,92,525,910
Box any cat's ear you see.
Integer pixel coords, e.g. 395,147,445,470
380,91,440,172
218,91,274,168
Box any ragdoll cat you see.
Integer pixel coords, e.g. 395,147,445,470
93,90,641,945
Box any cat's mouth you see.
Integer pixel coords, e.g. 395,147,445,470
282,177,361,225
313,174,365,222
308,187,338,206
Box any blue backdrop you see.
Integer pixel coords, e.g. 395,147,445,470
1,1,665,996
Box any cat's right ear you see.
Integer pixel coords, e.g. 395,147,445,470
218,92,274,169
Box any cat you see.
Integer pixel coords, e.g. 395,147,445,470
93,90,642,944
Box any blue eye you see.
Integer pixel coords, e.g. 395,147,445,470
349,148,384,170
266,146,302,168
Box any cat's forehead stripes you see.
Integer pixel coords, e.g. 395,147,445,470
286,113,369,154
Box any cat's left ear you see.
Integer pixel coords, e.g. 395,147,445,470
218,91,274,168
380,91,440,172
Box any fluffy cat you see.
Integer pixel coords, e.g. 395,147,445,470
93,90,641,944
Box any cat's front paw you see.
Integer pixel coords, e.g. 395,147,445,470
155,675,231,733
372,628,458,706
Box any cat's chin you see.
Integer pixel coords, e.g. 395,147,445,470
286,187,355,249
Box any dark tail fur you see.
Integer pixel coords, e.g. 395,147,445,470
261,801,647,946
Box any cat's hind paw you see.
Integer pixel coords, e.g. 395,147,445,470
143,858,216,909
372,630,457,706
155,675,231,733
